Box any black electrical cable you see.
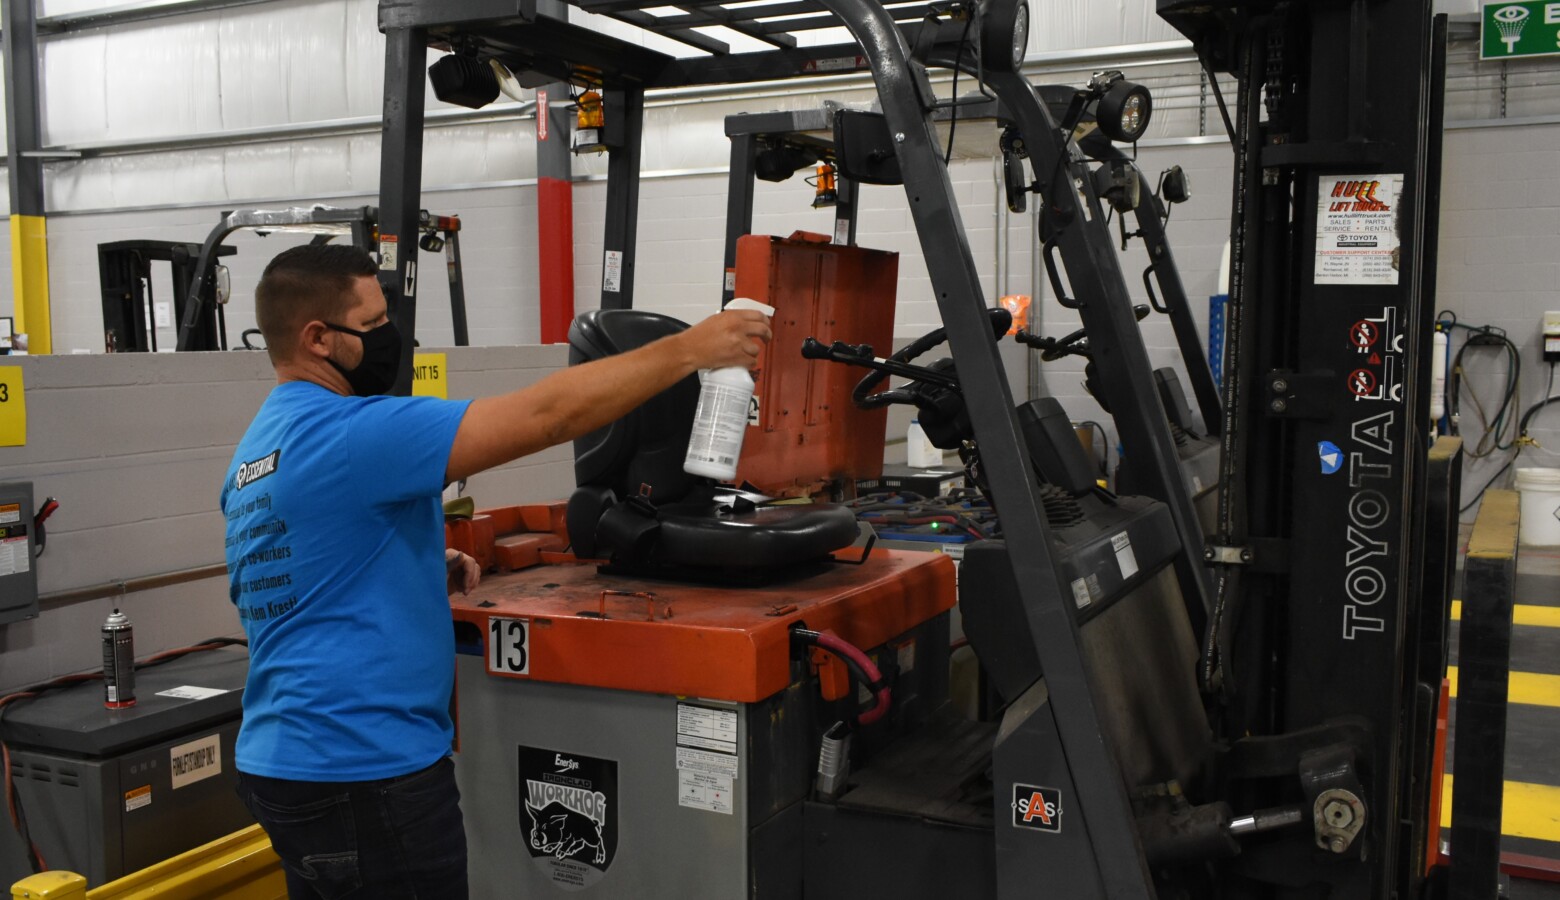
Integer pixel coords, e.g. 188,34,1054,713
1519,362,1560,435
1459,362,1558,515
1200,57,1236,144
1080,420,1110,474
944,12,976,166
1445,322,1521,458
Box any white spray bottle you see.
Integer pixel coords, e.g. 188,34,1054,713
684,298,775,481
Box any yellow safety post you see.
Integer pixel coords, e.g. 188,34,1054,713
10,215,51,355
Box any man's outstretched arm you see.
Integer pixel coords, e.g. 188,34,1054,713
445,310,771,482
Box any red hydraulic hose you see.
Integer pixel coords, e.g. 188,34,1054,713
812,631,892,725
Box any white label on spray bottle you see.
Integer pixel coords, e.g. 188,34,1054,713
685,381,753,476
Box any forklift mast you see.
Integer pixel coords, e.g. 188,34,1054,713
374,0,1459,895
1159,1,1449,896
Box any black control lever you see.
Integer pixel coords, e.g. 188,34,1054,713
799,337,961,390
1015,304,1152,361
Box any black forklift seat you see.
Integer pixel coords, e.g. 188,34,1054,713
565,309,859,573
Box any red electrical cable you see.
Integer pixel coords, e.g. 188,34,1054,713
812,631,892,725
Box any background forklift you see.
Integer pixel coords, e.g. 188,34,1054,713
96,204,470,352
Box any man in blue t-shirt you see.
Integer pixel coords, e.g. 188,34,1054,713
222,245,769,899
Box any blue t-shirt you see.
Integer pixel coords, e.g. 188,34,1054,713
221,380,472,781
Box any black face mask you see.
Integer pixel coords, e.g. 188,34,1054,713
325,320,402,397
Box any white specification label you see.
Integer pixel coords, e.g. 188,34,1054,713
169,733,222,790
156,685,229,701
678,770,734,815
833,218,851,246
1111,532,1139,580
676,746,740,780
0,537,29,576
1070,577,1093,610
603,250,624,293
677,703,737,753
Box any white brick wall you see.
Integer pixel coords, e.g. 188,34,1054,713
1435,122,1560,515
0,346,572,693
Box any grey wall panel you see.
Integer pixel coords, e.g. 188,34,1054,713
0,345,573,693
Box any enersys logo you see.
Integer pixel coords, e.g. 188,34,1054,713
1011,783,1063,833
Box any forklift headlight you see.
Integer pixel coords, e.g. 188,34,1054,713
1160,165,1192,204
428,53,501,110
1097,80,1152,143
420,232,446,253
980,0,1029,72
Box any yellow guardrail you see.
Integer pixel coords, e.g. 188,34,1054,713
12,824,284,900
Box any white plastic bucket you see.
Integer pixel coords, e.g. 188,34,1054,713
1515,467,1560,546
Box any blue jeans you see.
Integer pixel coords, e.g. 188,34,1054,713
236,757,468,900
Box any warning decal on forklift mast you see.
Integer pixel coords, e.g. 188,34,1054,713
1315,174,1404,285
379,235,398,271
603,251,624,293
518,745,618,890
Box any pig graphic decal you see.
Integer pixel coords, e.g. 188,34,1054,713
525,800,607,865
517,745,619,890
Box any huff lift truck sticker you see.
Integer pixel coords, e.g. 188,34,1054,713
518,745,618,891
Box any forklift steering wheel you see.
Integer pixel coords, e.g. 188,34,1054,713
851,307,1012,410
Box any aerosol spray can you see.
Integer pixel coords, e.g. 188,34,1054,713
102,609,136,709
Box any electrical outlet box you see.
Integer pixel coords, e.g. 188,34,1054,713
1545,311,1560,364
0,481,39,625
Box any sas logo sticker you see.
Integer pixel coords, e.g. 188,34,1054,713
1012,783,1063,833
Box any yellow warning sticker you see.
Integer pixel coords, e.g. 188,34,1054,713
0,367,24,446
125,785,151,813
412,353,448,400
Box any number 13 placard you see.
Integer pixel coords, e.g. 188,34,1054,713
488,616,530,676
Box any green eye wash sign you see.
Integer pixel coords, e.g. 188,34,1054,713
1483,1,1560,60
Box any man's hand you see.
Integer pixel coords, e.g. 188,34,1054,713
445,549,480,596
675,309,773,371
446,308,773,483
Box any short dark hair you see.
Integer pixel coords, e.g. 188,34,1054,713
254,244,379,362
